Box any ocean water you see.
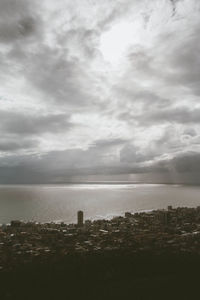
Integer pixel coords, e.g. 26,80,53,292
0,183,200,224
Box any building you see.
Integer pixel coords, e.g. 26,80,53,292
159,211,170,226
125,212,132,218
77,211,84,227
11,220,21,227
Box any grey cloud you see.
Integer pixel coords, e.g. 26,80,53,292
171,152,200,173
135,107,200,126
24,45,96,107
165,27,200,96
0,2,95,108
119,126,195,166
0,16,38,43
0,147,105,183
0,149,149,183
0,139,38,152
183,128,197,137
169,0,182,16
117,3,200,123
128,50,153,73
140,152,200,175
0,110,73,136
58,28,99,59
0,148,200,184
96,1,134,31
120,143,157,164
116,87,171,108
91,138,128,149
0,0,40,43
120,151,200,182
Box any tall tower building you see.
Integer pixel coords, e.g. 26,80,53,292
77,210,84,227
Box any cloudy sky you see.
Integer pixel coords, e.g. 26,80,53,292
0,0,200,184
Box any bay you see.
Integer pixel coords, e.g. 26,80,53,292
0,183,200,224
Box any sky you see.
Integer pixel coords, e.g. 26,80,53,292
0,0,200,184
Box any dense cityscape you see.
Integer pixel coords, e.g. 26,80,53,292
0,206,200,271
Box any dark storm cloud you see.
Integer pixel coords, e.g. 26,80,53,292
172,152,200,172
0,149,148,183
0,16,38,43
120,151,200,182
0,148,105,183
0,111,73,136
0,143,121,173
120,143,157,164
0,148,200,184
136,152,200,175
0,0,40,43
0,139,38,152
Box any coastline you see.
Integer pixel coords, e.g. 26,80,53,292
0,183,200,225
0,206,200,299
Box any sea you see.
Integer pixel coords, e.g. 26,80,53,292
0,183,200,224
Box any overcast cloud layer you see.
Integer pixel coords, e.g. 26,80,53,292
0,0,200,183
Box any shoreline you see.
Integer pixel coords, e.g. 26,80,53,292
0,206,200,264
0,206,200,299
1,205,199,226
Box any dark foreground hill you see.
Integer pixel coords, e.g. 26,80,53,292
0,251,199,300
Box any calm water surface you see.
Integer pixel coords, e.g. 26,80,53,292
0,184,200,224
